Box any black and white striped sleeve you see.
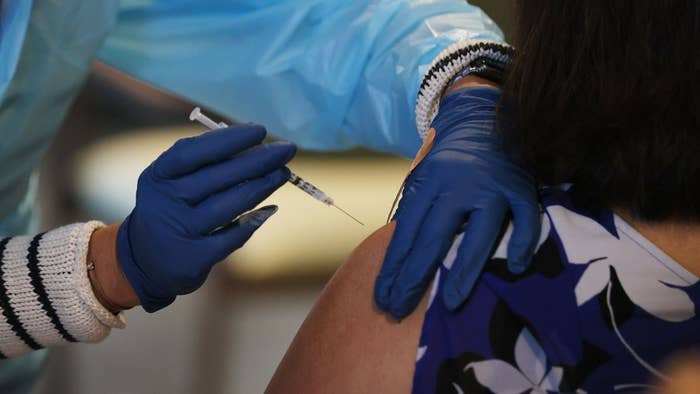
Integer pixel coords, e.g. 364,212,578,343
415,40,512,139
0,221,125,358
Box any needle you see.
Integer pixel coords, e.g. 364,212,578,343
332,204,365,226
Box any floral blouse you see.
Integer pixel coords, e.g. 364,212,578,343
413,187,700,394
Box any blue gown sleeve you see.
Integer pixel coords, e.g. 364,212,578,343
97,0,504,157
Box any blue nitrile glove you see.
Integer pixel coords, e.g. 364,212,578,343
117,125,296,312
375,87,540,318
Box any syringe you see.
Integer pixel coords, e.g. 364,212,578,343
189,107,364,226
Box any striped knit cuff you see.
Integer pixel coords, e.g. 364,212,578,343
0,222,126,358
416,39,512,139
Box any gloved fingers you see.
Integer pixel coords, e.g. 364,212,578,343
390,167,429,221
173,141,296,204
189,167,290,235
207,205,279,260
374,179,433,312
385,201,467,318
153,124,267,179
506,197,541,274
442,201,508,311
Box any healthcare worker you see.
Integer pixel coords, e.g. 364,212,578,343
0,1,539,392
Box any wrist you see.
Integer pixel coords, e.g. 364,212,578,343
416,40,511,140
430,86,502,153
87,223,139,312
445,75,500,95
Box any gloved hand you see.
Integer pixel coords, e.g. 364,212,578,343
375,87,540,318
117,124,296,312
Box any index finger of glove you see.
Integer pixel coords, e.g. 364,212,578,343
153,124,267,179
374,179,433,312
173,141,296,204
442,202,508,311
188,167,290,235
386,201,466,318
506,197,541,274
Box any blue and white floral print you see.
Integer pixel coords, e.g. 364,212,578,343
549,205,697,323
466,328,565,394
412,188,700,394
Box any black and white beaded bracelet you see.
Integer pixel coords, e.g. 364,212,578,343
415,40,512,139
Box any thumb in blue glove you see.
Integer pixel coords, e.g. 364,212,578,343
374,87,540,318
117,124,296,312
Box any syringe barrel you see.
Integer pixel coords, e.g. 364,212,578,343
189,107,337,207
288,173,333,205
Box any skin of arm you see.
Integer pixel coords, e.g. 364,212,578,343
265,223,428,394
652,354,700,394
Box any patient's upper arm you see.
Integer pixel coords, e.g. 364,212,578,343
265,223,429,394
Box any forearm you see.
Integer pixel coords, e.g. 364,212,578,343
98,0,504,157
0,222,125,358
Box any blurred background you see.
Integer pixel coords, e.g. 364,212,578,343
31,2,512,393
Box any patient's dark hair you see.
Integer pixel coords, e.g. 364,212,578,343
501,1,700,222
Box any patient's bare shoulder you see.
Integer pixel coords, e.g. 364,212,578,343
265,223,429,394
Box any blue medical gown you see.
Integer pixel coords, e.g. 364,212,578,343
0,0,503,391
99,0,504,157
